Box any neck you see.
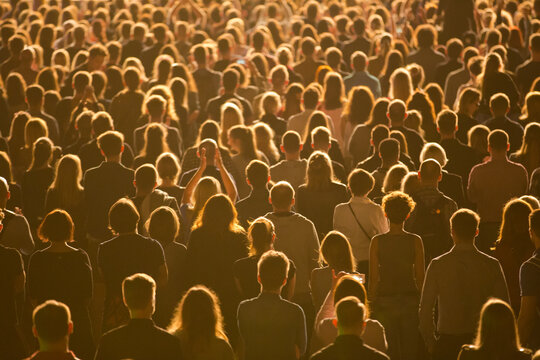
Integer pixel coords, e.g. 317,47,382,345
273,207,292,214
129,309,153,320
381,159,398,168
261,287,281,295
28,105,41,113
38,338,69,353
439,132,455,140
388,222,404,234
149,115,163,123
421,181,439,189
224,89,235,95
390,120,403,127
105,155,121,163
47,242,71,251
197,62,207,69
490,151,508,161
338,326,363,338
136,188,154,198
160,178,176,187
285,152,300,161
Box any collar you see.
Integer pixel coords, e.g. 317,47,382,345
29,351,79,360
258,292,282,300
271,211,295,217
128,318,155,327
451,242,477,252
350,197,371,204
334,334,364,346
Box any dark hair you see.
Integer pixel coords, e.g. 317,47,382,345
333,274,367,306
135,164,157,192
281,131,302,153
122,273,156,310
148,206,179,245
33,300,71,343
246,160,269,188
222,69,239,92
348,169,375,197
303,86,320,109
97,131,124,157
38,210,74,243
437,110,458,134
378,138,400,161
194,194,242,232
257,250,290,291
488,130,509,151
382,191,416,224
451,209,480,239
319,231,356,272
529,208,540,238
108,198,140,234
497,199,532,250
248,217,275,255
270,181,294,209
336,297,366,329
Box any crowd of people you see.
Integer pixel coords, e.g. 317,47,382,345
0,0,540,359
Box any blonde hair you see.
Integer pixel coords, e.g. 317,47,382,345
191,176,221,216
24,118,49,149
260,91,281,115
253,122,279,163
220,102,244,146
389,68,413,102
49,155,84,209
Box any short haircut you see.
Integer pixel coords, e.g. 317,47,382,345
348,169,374,197
123,67,141,91
301,37,316,56
303,86,319,109
382,191,416,224
531,33,540,53
26,84,44,105
416,24,436,48
148,206,179,244
73,71,91,92
33,300,71,343
530,208,540,237
145,95,166,117
198,138,217,160
156,153,179,181
387,100,407,122
222,69,239,92
122,273,156,310
336,296,366,329
281,131,302,153
371,124,390,146
451,209,480,239
488,129,509,151
446,38,464,59
192,44,208,64
135,164,157,192
108,198,139,234
257,250,290,291
311,126,331,147
88,43,108,59
490,93,510,113
419,159,442,183
246,160,269,188
351,51,367,71
436,109,458,134
38,210,74,243
378,138,400,161
97,131,124,157
270,181,294,209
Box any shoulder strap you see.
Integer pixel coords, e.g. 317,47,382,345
348,203,372,240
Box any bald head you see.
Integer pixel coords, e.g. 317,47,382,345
387,100,407,125
419,159,442,186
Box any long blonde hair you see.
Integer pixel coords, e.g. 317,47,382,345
306,151,334,191
191,176,221,217
253,122,279,163
49,155,84,208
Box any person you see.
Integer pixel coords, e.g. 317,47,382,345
270,131,308,190
455,87,481,144
235,160,273,228
294,37,325,86
147,206,187,328
131,164,180,235
287,86,319,136
343,51,381,98
468,130,528,253
257,91,287,141
494,199,535,314
480,53,520,116
168,285,234,360
186,194,249,342
97,198,167,332
156,152,184,206
458,299,532,360
296,151,349,237
311,297,389,360
83,131,135,245
342,17,372,68
485,94,524,153
94,273,183,360
26,300,80,360
0,176,34,256
518,208,540,350
26,84,60,144
333,169,388,277
369,191,425,360
419,209,510,360
27,210,93,359
510,123,540,176
435,38,464,89
191,44,221,112
516,33,540,97
406,25,446,84
309,126,347,183
406,159,458,262
237,250,307,360
234,217,296,301
205,69,253,124
387,100,424,166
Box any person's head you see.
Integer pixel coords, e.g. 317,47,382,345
29,137,53,171
246,160,270,189
458,87,481,116
248,217,275,255
451,209,480,243
446,38,464,60
488,129,510,155
490,93,510,117
333,274,368,310
303,86,320,110
167,285,227,351
145,95,166,120
348,169,374,198
301,37,316,57
344,86,374,126
311,126,331,152
25,84,44,109
134,164,158,194
221,102,244,145
306,151,333,190
87,44,108,71
473,299,523,354
147,206,180,245
156,152,180,185
387,99,407,125
468,124,490,154
350,51,368,72
420,142,448,168
530,208,540,247
222,69,239,93
123,66,141,91
418,159,443,187
382,191,416,225
370,124,390,151
197,138,218,166
335,296,367,336
415,24,436,49
97,130,124,160
383,164,409,194
257,250,290,292
122,273,156,317
437,109,458,136
38,210,74,244
498,199,532,246
109,198,139,234
378,138,400,165
260,91,281,115
32,300,72,349
281,131,302,155
195,194,241,232
270,181,295,212
319,231,356,272
228,125,258,159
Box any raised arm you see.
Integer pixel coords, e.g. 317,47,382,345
181,148,207,205
216,149,238,202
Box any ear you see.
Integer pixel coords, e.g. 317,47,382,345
291,198,295,207
6,191,10,200
332,318,338,328
133,180,137,187
32,326,38,339
299,144,303,151
311,143,315,149
257,275,262,285
100,149,106,157
269,196,273,204
280,145,285,153
68,321,74,335
120,145,125,154
154,182,158,190
197,150,200,158
247,178,251,185
506,143,510,151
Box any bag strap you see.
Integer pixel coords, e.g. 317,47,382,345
348,203,372,240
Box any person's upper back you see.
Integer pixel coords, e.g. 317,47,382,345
95,318,183,360
270,159,308,190
458,344,532,360
485,116,524,152
311,334,389,360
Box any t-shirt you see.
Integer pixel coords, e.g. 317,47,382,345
0,244,23,327
520,249,540,312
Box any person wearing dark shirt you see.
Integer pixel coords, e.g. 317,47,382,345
309,126,348,184
140,24,167,77
238,250,307,360
294,37,325,86
311,297,389,360
485,93,524,153
456,88,481,144
437,0,476,43
83,131,135,244
94,273,183,360
28,210,94,359
0,236,26,360
214,36,234,73
516,34,540,97
341,18,372,70
236,159,273,226
258,92,287,142
64,44,108,98
388,100,425,166
406,25,447,84
191,44,221,113
435,39,464,90
234,217,296,301
97,198,167,333
480,53,520,116
121,23,145,63
518,208,540,350
26,85,60,144
205,69,254,124
25,300,81,360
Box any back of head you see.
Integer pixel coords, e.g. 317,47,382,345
198,194,237,231
320,231,355,272
156,152,180,182
451,209,480,241
475,299,520,354
303,86,319,109
387,99,407,124
246,160,269,188
145,95,166,118
123,67,141,91
333,274,367,305
73,71,91,93
270,181,294,210
416,24,436,48
198,138,217,161
371,124,390,147
122,273,156,311
33,300,71,344
257,250,290,291
281,131,302,153
335,296,366,331
437,109,458,135
92,112,113,136
488,129,509,152
530,208,540,239
135,164,157,192
148,206,179,245
490,93,510,116
38,210,74,244
311,126,331,148
222,69,239,92
351,51,367,72
97,130,123,158
109,198,139,234
248,217,275,255
348,169,374,197
378,138,400,162
382,191,416,224
419,158,442,184
26,85,44,107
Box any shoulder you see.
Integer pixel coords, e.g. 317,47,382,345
458,345,478,359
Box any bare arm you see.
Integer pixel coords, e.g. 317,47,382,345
181,148,207,205
216,149,238,202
